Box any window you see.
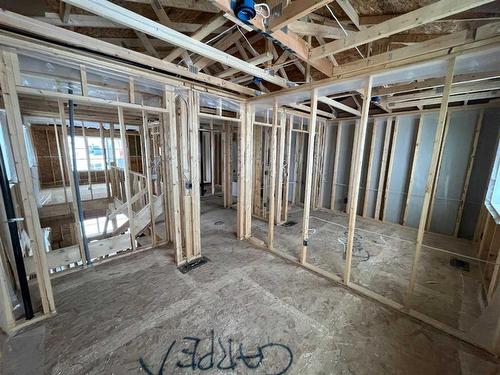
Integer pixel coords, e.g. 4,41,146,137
0,110,16,183
67,135,124,172
486,141,500,221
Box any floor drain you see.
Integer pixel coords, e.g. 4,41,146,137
450,258,470,272
282,221,297,227
214,221,224,225
178,256,210,274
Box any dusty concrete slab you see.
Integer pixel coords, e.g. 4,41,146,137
1,196,498,374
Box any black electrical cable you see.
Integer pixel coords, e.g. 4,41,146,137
0,142,34,320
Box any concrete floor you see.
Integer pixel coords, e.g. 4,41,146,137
1,196,499,374
252,205,484,332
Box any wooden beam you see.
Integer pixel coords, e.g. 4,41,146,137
0,10,257,96
59,3,72,23
319,96,360,116
299,88,319,264
17,86,169,114
193,31,242,70
64,0,290,87
35,12,202,32
406,57,456,304
310,0,495,59
374,71,500,96
288,20,343,39
134,30,161,58
210,0,335,78
389,90,500,109
216,52,274,79
385,79,500,104
335,0,360,29
164,15,227,62
270,0,335,32
125,0,219,13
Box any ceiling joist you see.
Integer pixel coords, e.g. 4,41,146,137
62,0,291,88
310,0,497,60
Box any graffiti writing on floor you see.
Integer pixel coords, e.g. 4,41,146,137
139,330,293,374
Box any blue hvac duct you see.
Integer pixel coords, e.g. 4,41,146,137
232,0,256,22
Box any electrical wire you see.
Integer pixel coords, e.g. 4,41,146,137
255,3,271,29
237,25,260,57
178,25,237,67
325,4,364,59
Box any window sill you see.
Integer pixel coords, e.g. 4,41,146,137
485,202,500,225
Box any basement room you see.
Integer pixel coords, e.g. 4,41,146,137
0,0,500,374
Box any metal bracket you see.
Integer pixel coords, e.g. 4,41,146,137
7,217,24,223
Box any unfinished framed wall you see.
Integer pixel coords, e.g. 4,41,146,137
245,41,500,355
0,30,246,334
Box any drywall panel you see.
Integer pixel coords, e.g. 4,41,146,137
430,110,479,235
383,115,419,224
459,108,500,238
405,113,438,228
363,118,387,218
320,124,337,208
333,120,355,212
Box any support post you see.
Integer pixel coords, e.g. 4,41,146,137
282,115,293,222
267,100,279,249
53,123,68,203
189,89,201,258
223,122,232,208
403,114,424,225
81,122,94,200
344,77,373,284
454,109,484,236
163,89,183,263
99,122,111,199
299,89,319,264
275,110,287,224
406,57,456,304
0,51,55,313
118,107,136,251
142,111,156,246
374,117,393,219
330,124,342,211
237,103,253,240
